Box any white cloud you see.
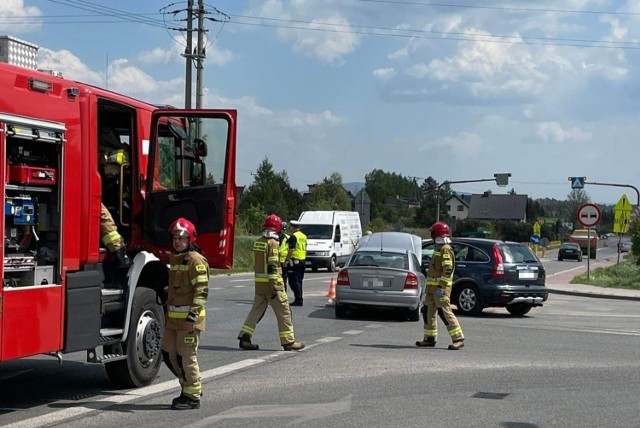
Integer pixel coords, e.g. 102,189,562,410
373,68,396,81
138,39,233,66
245,1,360,64
536,122,592,143
37,48,104,86
420,132,483,156
0,0,41,33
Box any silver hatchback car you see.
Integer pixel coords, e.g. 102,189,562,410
335,232,425,321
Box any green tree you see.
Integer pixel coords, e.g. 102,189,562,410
364,169,416,222
304,172,352,211
414,177,446,227
237,157,302,231
565,189,591,224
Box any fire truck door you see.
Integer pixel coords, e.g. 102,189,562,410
144,110,237,269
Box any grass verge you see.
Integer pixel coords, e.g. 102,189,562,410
571,259,640,290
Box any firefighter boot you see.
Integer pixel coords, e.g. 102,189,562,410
282,341,305,351
448,340,465,350
113,247,130,268
416,337,436,347
238,334,259,351
171,394,200,410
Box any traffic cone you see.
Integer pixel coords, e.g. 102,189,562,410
325,276,336,306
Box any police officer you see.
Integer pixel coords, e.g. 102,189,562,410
416,221,465,350
162,218,210,410
278,222,290,289
285,220,307,306
238,214,304,351
100,203,129,267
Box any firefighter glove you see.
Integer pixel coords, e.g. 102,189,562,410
114,247,130,268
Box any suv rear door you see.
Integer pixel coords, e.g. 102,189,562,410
499,242,545,286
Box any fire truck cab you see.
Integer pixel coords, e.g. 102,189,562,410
0,36,237,387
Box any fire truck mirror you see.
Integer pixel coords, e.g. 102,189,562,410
168,122,187,140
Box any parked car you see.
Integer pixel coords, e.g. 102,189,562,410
618,238,632,253
335,232,425,321
421,238,548,316
558,242,583,262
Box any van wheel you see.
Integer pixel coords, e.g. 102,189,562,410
455,284,482,316
329,256,337,272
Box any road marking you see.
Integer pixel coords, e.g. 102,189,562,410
316,336,342,343
232,285,247,288
191,395,352,426
342,330,363,335
502,323,640,336
365,324,384,329
3,357,288,428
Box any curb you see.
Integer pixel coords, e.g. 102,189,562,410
547,288,640,302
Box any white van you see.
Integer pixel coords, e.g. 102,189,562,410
297,211,362,272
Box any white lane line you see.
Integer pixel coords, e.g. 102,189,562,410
316,336,342,343
502,323,640,336
232,285,247,288
229,279,252,283
342,330,363,335
4,358,275,428
365,324,384,329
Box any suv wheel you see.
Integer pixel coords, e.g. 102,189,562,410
455,284,482,316
506,303,532,316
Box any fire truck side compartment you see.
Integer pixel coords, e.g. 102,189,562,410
63,269,103,353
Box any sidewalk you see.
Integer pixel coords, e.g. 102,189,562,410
544,255,640,302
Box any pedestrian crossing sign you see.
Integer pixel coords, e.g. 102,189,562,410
568,176,586,189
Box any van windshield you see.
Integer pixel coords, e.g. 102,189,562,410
299,224,333,239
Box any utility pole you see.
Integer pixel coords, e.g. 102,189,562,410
183,0,194,108
195,0,206,109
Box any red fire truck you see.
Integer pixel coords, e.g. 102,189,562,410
0,36,237,387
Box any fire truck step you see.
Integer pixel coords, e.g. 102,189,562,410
101,288,124,297
100,328,124,337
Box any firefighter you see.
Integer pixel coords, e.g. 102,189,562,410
238,214,305,351
278,222,290,289
100,203,129,267
416,221,465,350
284,220,307,306
161,218,210,410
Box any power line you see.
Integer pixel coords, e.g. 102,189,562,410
350,0,640,16
226,18,640,50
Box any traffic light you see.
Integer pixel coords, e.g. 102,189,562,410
494,173,511,187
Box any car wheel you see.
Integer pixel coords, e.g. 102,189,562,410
506,303,532,316
578,256,582,262
335,304,348,318
311,267,318,272
329,256,337,272
557,256,562,261
455,284,482,316
406,306,420,322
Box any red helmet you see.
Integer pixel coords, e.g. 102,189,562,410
168,217,197,244
263,214,283,233
430,221,451,239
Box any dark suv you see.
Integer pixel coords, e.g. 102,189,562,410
421,238,548,316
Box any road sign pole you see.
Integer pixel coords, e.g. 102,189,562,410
586,228,591,281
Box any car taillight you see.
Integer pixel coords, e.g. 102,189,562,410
404,272,419,289
492,244,505,277
337,270,350,286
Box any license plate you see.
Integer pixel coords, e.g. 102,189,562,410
519,271,536,279
365,278,383,287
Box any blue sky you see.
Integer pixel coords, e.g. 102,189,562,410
3,0,640,205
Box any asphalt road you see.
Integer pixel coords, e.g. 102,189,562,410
1,244,638,427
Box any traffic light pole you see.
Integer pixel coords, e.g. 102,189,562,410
435,173,511,222
584,182,640,209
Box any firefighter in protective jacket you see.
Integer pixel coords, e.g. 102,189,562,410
416,221,465,350
238,214,305,351
100,203,129,267
162,218,210,410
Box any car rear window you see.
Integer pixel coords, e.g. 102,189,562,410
500,243,538,263
351,252,408,269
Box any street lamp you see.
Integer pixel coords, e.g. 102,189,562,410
435,173,511,222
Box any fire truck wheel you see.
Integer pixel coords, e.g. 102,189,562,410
105,287,164,388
